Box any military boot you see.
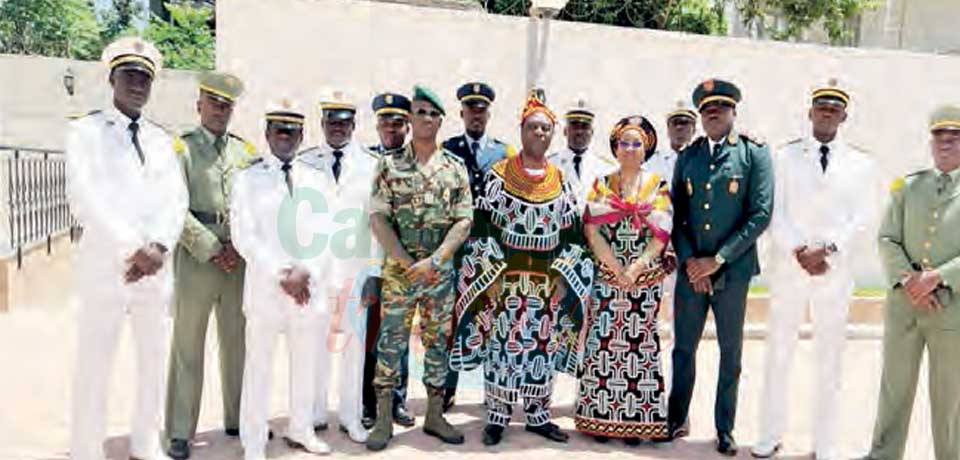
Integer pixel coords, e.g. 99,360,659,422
365,389,394,451
423,386,464,444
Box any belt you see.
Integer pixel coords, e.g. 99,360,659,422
190,209,228,225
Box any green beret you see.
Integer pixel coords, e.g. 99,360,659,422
412,85,445,116
198,71,244,103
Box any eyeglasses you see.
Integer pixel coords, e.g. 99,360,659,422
617,140,644,150
415,108,443,119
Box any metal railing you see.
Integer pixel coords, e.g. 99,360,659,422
0,146,81,269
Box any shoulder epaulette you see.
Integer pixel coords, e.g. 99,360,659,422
778,138,803,149
739,133,766,146
442,149,466,165
173,137,187,155
242,157,265,169
83,109,102,118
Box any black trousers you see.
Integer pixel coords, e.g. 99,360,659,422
361,277,410,415
667,272,750,434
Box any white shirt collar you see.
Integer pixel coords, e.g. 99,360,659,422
708,137,725,155
106,105,139,129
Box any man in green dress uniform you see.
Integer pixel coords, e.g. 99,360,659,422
858,105,960,460
165,72,256,460
667,78,774,456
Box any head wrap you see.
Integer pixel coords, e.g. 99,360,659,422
609,115,658,160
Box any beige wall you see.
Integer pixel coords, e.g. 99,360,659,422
0,54,201,151
217,0,960,287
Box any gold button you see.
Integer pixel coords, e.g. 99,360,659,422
933,212,940,219
924,241,932,249
923,258,931,265
929,226,936,233
704,203,711,210
710,164,716,170
706,183,713,190
705,223,712,231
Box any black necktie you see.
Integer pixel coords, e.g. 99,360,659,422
128,122,145,164
281,161,293,196
572,154,583,178
332,150,343,183
819,144,830,173
712,142,722,157
471,140,480,156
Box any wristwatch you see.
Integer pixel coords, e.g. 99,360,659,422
714,253,726,265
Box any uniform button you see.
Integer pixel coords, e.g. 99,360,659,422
923,258,931,265
704,223,712,231
933,212,940,219
709,164,716,171
929,226,936,233
703,203,711,210
706,183,712,191
924,241,932,249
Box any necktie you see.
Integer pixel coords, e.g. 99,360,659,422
819,144,830,173
712,142,722,157
128,122,145,164
572,154,583,179
937,172,951,195
471,140,481,156
332,150,343,183
281,161,294,196
213,136,226,155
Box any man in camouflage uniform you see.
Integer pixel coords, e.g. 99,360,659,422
365,85,472,451
166,72,255,460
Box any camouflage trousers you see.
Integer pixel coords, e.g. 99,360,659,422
373,259,456,390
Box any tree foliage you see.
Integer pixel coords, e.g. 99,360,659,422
0,0,102,59
735,0,879,44
142,2,215,70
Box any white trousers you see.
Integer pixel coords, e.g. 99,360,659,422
757,269,853,459
70,277,171,460
313,307,366,427
240,310,320,454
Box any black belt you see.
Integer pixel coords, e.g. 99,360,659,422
190,209,228,225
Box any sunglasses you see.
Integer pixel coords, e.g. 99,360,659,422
415,108,443,118
617,140,645,150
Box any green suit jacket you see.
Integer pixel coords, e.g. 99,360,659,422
671,131,774,285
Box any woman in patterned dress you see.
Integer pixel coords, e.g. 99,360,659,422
574,115,673,445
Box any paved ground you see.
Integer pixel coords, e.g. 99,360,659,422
0,294,942,460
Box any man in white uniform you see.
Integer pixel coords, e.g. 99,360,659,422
68,37,187,460
303,91,378,443
548,96,616,206
752,81,878,459
232,99,330,460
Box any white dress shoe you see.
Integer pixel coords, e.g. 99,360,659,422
340,420,369,443
750,441,783,458
284,433,331,456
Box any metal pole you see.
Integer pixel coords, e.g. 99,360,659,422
526,15,539,92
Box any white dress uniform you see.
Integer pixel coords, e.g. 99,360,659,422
231,152,330,458
548,147,617,209
304,141,380,442
755,136,878,459
67,106,188,460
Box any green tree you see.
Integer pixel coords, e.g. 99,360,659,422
484,0,727,35
143,2,214,70
734,0,879,44
0,0,102,59
99,0,146,43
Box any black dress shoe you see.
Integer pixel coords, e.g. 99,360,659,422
167,438,190,460
624,438,641,446
717,432,738,456
525,422,568,443
314,422,329,432
361,414,375,430
482,424,504,446
225,428,274,439
669,420,690,440
393,404,416,427
593,435,609,443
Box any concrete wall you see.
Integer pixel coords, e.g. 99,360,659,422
0,54,202,151
217,0,960,287
858,0,960,55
